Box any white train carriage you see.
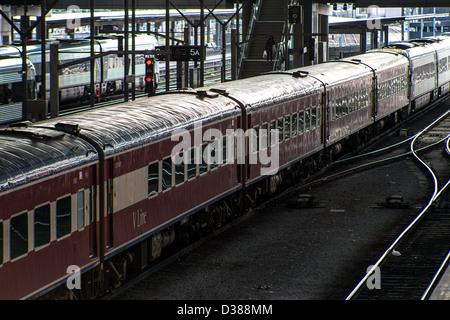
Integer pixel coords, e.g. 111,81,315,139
12,35,160,104
0,58,36,125
429,37,450,96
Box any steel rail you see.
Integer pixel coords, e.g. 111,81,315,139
421,134,450,300
345,108,450,300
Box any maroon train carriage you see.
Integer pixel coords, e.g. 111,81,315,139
2,36,450,299
0,89,244,299
342,51,410,122
0,127,97,299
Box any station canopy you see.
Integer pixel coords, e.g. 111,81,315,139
0,0,445,9
0,0,235,9
352,0,447,7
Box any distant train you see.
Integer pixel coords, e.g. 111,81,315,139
0,34,160,125
1,34,450,299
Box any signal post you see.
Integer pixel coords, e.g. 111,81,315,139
145,57,156,96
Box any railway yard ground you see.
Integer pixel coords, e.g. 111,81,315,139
114,101,450,301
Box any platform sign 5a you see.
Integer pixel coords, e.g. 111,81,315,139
155,45,204,61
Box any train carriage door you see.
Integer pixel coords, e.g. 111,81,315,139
105,158,114,249
246,116,252,180
321,89,327,146
235,113,249,186
89,185,97,259
236,114,243,184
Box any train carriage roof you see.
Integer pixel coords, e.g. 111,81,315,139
0,62,359,193
36,90,241,156
0,127,96,192
289,60,373,87
203,72,323,112
39,71,326,154
343,51,410,71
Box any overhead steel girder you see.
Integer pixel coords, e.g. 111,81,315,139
0,0,235,9
350,0,448,8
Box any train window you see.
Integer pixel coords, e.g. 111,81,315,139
311,108,317,130
222,136,228,164
341,97,347,117
89,187,94,224
175,152,185,185
260,124,268,150
343,97,349,116
162,157,173,191
270,121,276,146
317,107,322,127
277,118,283,143
331,101,336,121
148,162,159,197
0,221,3,264
77,191,85,230
10,212,28,260
251,127,259,153
34,204,50,248
209,140,220,170
188,148,197,179
347,96,352,114
0,84,12,104
358,91,363,110
359,90,365,109
199,144,208,175
284,116,291,140
305,109,311,131
56,196,71,239
298,111,304,135
225,135,235,163
292,114,298,137
364,89,370,109
356,93,361,112
172,152,186,185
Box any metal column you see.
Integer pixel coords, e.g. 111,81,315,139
50,43,59,118
21,13,28,118
165,0,170,91
90,0,95,108
124,0,129,102
40,0,46,101
200,0,205,87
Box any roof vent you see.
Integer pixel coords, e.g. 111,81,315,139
8,120,33,128
196,90,219,98
293,70,309,78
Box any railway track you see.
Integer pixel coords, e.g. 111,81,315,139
346,108,450,300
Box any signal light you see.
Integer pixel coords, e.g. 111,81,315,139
66,28,74,39
145,57,155,96
288,5,301,24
